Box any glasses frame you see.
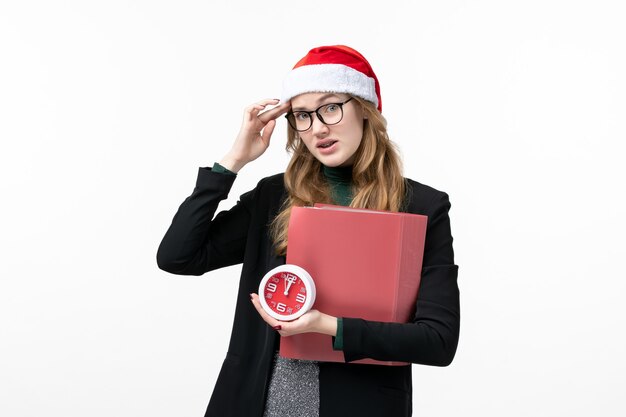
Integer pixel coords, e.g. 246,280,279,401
285,97,354,132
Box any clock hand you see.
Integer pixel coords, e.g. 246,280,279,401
284,274,295,295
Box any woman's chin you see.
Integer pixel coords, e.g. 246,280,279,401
318,159,345,168
315,153,355,168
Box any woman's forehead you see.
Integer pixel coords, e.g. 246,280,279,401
291,92,348,110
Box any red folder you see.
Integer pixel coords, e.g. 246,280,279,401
280,203,427,365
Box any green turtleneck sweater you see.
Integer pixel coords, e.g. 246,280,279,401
212,162,350,351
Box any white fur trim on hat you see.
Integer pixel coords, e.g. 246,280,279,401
281,63,378,107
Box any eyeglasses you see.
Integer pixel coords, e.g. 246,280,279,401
285,97,354,132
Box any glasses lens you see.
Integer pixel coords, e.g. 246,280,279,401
318,103,343,125
288,112,312,131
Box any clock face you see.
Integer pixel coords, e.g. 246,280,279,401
259,264,316,321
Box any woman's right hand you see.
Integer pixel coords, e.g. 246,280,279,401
219,98,291,173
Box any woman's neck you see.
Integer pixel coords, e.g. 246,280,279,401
322,165,353,206
322,164,353,184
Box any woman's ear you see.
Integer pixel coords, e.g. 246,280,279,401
360,103,368,119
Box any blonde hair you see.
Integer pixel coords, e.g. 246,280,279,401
270,96,407,256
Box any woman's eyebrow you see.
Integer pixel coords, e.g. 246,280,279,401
291,94,342,111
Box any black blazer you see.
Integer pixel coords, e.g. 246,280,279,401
157,167,460,417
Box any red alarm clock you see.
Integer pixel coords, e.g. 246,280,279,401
258,264,316,321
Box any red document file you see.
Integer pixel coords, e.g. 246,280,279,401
280,203,428,365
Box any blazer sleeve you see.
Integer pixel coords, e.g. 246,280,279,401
156,167,256,276
341,191,460,366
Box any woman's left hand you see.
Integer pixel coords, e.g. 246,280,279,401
250,293,338,337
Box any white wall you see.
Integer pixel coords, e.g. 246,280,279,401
1,1,624,416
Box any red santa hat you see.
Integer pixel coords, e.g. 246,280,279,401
281,45,382,112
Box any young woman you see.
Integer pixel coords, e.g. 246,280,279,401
157,45,460,417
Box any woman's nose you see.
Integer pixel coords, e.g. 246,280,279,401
311,114,329,136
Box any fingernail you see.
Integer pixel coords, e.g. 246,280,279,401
273,325,282,330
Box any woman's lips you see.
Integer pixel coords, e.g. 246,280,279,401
317,139,337,148
317,140,338,155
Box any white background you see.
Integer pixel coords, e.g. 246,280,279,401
1,1,625,416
